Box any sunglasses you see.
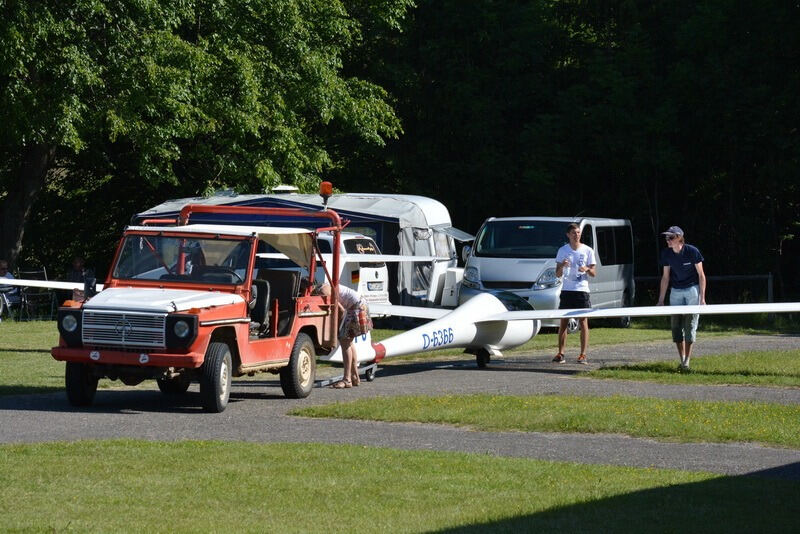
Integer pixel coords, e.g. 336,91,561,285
665,235,678,241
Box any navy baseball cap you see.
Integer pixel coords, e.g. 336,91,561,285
661,226,684,236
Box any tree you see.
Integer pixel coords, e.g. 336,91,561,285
0,0,410,265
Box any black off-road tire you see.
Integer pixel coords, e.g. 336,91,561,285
199,342,232,413
157,373,192,395
65,362,99,407
280,333,316,399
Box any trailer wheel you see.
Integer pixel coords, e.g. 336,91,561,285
364,366,376,382
476,348,490,369
157,373,191,395
280,333,316,399
200,342,232,413
65,362,99,407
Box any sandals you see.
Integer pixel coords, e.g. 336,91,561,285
330,379,352,389
351,374,360,387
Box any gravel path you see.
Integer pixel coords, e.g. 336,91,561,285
1,334,799,479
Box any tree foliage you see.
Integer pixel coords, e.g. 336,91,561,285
1,0,410,271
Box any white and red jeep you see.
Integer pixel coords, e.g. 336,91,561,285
53,203,348,412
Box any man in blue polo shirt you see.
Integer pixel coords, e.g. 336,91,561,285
657,226,706,371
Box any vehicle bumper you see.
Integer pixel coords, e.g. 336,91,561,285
458,285,563,328
52,347,205,368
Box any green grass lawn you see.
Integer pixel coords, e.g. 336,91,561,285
294,394,800,448
0,440,797,533
589,350,800,387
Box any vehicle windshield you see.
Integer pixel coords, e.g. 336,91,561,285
113,234,251,284
474,220,567,258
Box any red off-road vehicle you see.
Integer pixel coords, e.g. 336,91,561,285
53,203,345,412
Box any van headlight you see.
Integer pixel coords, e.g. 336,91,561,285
533,268,561,290
462,266,480,288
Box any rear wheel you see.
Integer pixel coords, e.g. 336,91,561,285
280,333,316,398
65,362,99,407
200,342,232,413
157,373,191,395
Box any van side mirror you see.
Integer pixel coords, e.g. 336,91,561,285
461,245,472,263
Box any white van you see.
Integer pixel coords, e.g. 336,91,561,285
459,217,635,329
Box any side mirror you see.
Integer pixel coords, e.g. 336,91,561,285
461,245,472,264
83,277,97,300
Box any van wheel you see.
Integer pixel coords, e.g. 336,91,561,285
65,362,99,407
157,373,191,395
280,333,316,399
200,342,232,413
566,318,580,334
618,292,632,328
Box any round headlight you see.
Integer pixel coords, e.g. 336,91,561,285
173,320,190,338
62,314,78,333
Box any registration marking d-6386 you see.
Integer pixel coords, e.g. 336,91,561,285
422,327,454,349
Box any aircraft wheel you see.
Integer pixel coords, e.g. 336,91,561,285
65,362,99,407
200,342,232,413
476,349,490,369
365,366,376,382
280,333,316,399
157,373,191,395
566,318,580,334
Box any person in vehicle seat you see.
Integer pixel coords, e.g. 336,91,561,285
322,283,373,388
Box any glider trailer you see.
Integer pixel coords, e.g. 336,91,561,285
52,202,350,412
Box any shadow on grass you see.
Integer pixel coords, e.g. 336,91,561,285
436,465,800,533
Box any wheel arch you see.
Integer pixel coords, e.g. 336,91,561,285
209,326,240,369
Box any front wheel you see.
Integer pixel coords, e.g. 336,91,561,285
200,342,232,413
65,362,99,407
280,333,316,399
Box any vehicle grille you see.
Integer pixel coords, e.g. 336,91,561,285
82,310,167,349
482,281,533,290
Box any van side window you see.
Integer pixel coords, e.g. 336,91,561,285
317,240,332,254
581,224,593,249
614,226,633,264
596,226,616,265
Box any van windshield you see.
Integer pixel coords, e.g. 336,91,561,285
474,220,567,258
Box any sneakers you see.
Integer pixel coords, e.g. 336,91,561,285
552,353,565,364
577,354,587,365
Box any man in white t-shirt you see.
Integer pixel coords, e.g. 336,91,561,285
552,223,596,364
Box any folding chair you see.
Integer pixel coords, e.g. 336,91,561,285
0,288,21,321
16,267,56,321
